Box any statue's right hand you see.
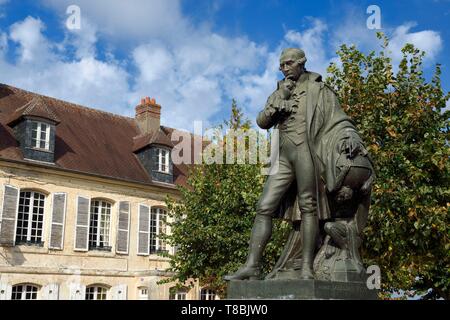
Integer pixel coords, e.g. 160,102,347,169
279,79,295,99
267,88,293,115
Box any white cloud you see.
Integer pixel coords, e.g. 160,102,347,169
130,35,268,130
0,56,131,115
282,18,330,76
42,0,191,43
0,9,271,131
38,58,130,115
0,0,271,131
0,16,130,116
63,18,98,60
37,0,273,129
331,11,443,67
1,2,444,132
9,17,53,64
224,51,279,115
224,19,333,117
330,5,379,51
132,43,174,84
389,22,443,63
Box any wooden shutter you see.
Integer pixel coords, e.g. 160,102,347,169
69,283,86,300
0,282,12,300
111,284,127,300
74,196,90,251
0,185,19,246
116,201,130,254
137,204,150,255
42,283,59,300
49,193,67,250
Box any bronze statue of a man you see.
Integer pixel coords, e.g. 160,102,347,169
225,48,373,281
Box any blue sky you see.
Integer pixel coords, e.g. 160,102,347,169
0,0,449,131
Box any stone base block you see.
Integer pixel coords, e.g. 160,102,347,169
227,279,378,300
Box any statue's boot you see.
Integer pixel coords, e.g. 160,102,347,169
299,210,318,280
224,214,272,281
223,265,261,280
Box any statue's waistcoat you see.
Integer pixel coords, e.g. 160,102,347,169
278,77,308,146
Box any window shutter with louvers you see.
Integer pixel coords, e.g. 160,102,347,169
137,204,150,255
49,193,67,250
0,185,19,246
116,201,130,254
74,196,90,251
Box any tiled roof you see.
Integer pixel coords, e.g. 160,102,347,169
0,83,192,187
6,96,61,126
132,128,175,153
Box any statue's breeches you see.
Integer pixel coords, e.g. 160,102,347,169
256,137,317,218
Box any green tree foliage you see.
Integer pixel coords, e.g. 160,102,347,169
163,100,287,297
326,33,449,299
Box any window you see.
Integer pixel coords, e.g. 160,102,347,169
150,207,167,253
138,287,148,300
170,288,187,300
11,284,39,300
157,148,170,173
89,200,112,250
85,286,108,300
31,121,50,150
16,191,45,245
200,289,216,300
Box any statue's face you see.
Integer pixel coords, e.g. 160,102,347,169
279,50,304,81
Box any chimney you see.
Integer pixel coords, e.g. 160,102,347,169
135,96,161,136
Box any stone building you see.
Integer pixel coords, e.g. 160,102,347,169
0,84,215,300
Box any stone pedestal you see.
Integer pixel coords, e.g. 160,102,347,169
227,279,378,300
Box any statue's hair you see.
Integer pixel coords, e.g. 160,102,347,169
280,48,307,65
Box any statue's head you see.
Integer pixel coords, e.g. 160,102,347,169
279,48,307,81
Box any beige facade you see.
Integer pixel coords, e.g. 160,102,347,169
0,159,202,300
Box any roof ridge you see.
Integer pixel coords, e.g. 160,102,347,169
1,83,135,122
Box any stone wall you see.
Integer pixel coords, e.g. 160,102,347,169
0,161,199,300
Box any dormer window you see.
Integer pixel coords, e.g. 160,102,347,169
158,148,170,173
7,97,60,163
31,121,51,150
132,109,174,184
